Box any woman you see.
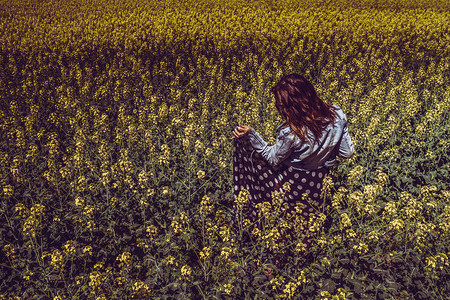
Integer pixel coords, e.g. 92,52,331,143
231,73,354,255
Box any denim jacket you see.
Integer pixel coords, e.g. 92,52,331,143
244,104,354,171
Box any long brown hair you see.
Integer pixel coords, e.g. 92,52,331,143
272,74,338,143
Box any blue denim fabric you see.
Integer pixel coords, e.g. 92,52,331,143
243,104,354,171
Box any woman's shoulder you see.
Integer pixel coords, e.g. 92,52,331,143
331,104,347,122
277,123,293,135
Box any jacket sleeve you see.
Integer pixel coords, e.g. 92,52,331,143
337,122,355,159
245,128,296,167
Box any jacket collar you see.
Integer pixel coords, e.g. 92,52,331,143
276,122,288,132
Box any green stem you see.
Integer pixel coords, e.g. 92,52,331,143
1,259,19,272
2,211,18,241
195,283,207,299
188,149,191,204
30,233,43,267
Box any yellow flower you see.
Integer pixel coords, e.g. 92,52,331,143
159,144,170,165
94,262,104,270
165,255,175,265
23,270,33,281
200,195,213,215
270,276,285,290
282,181,291,192
3,244,16,258
389,219,404,231
199,246,211,260
295,202,305,214
139,198,149,207
115,276,124,286
50,249,64,271
256,201,272,215
74,196,85,207
62,240,77,256
235,189,250,206
132,280,151,296
147,188,155,197
116,251,132,268
89,271,102,288
197,170,206,179
138,170,149,186
353,242,369,255
162,186,170,195
3,184,14,197
296,269,308,284
348,191,364,212
295,241,306,253
251,227,261,237
146,225,158,238
194,139,204,152
83,245,93,256
340,212,352,229
83,205,94,219
335,288,347,299
319,291,332,299
181,264,192,277
171,220,182,234
347,165,363,184
219,226,230,242
242,219,252,229
14,203,28,218
283,282,298,299
220,247,233,259
346,229,357,239
321,257,330,267
222,283,234,295
367,231,379,242
321,176,333,198
383,201,397,215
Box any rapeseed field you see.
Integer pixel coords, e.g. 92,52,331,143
0,0,449,298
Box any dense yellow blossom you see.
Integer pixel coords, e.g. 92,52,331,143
181,265,192,278
389,219,404,231
62,240,77,256
340,212,352,229
200,195,214,215
116,251,132,268
200,246,211,260
222,283,234,295
50,250,65,272
197,170,206,179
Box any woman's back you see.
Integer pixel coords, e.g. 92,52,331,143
231,74,355,262
245,104,354,171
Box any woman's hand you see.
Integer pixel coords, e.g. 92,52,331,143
232,125,253,139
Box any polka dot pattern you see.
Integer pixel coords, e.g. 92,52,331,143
231,138,329,252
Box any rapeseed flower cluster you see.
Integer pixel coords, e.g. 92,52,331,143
340,212,352,229
3,244,17,263
181,264,192,279
199,246,211,260
62,240,77,256
132,280,151,297
200,195,214,215
235,188,250,206
116,251,132,268
22,204,45,238
424,253,449,280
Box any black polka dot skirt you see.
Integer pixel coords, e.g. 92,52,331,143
231,137,329,252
